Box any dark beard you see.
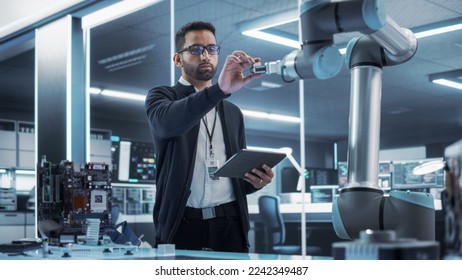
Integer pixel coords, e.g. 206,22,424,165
183,61,216,81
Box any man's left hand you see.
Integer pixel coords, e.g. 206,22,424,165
244,164,274,189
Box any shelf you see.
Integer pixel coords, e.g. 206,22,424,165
90,128,111,140
0,119,16,152
17,121,34,134
0,119,15,132
0,188,17,211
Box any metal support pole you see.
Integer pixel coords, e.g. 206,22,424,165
347,66,382,190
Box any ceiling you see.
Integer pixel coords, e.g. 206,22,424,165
1,0,462,151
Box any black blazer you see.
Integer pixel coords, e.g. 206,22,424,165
145,82,259,245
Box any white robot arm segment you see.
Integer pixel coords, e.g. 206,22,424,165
255,0,434,242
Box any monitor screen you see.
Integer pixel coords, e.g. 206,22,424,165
337,161,392,190
378,162,392,190
281,167,300,193
310,185,338,203
111,138,156,185
337,162,348,188
281,167,337,193
391,158,444,190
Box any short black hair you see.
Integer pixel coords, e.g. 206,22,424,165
175,21,216,52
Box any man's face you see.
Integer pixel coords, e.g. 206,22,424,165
180,30,218,81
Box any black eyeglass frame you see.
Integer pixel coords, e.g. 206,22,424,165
177,44,220,56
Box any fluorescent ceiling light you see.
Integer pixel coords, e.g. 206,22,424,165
106,60,143,72
241,109,300,123
241,109,267,119
239,9,299,49
101,89,146,102
242,12,462,50
432,79,462,91
415,23,462,39
98,45,155,65
15,170,36,175
0,169,7,174
90,87,145,101
247,146,293,156
89,87,101,94
82,0,163,29
248,80,284,91
268,113,301,123
261,81,283,88
242,30,300,49
243,28,349,54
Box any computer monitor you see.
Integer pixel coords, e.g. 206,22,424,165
378,161,392,191
337,161,392,190
280,167,300,193
280,166,337,193
310,185,338,203
111,138,156,185
337,162,348,188
391,158,444,190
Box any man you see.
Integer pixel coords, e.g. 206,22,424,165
145,21,274,252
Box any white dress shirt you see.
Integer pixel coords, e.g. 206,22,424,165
178,77,235,208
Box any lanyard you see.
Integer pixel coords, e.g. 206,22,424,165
202,108,218,158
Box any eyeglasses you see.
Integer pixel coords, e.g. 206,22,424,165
178,44,220,56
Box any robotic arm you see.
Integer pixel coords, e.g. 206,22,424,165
254,0,416,79
256,0,434,241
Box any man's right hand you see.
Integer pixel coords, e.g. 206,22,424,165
218,50,262,95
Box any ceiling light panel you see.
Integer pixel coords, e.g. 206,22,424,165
97,44,154,72
429,69,462,91
82,0,164,29
97,44,154,65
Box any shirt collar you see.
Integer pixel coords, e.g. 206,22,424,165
179,76,199,92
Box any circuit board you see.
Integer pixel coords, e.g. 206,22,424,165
36,158,112,244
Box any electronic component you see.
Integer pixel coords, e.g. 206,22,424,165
249,61,283,75
249,62,267,74
37,157,112,245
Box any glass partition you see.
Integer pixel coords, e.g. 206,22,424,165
88,1,171,142
85,1,171,246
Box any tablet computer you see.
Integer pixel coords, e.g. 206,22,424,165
213,149,286,178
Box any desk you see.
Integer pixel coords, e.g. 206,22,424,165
0,243,309,260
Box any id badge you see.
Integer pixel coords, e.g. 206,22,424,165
206,159,220,181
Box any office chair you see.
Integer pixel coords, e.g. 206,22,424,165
258,195,321,255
